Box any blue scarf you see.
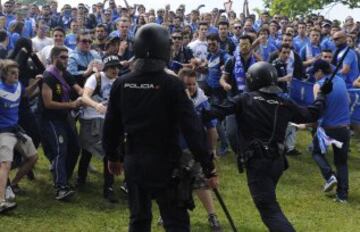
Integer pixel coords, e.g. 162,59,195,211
233,54,256,91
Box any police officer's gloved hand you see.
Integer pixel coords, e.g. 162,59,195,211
320,78,333,95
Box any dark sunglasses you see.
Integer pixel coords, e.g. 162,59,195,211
234,26,242,29
172,36,182,40
59,55,69,60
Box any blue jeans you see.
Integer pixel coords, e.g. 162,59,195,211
225,114,240,153
312,127,350,199
41,119,80,188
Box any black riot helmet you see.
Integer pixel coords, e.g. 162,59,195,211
134,23,171,62
246,61,283,94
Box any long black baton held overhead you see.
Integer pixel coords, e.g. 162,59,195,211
213,188,239,232
329,46,351,82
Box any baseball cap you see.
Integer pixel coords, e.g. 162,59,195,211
308,59,331,75
103,55,122,70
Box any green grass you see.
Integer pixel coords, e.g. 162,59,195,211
1,131,360,232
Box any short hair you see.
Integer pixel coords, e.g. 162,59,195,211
258,28,270,36
53,26,65,36
239,34,253,44
283,33,293,38
309,28,321,34
50,46,68,63
198,21,209,27
218,20,229,28
206,33,220,42
96,24,107,31
279,44,291,52
321,49,333,54
0,59,19,80
0,30,8,43
178,67,197,81
76,30,90,42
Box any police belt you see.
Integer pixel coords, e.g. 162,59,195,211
244,140,285,160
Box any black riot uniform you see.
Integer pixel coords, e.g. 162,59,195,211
206,62,332,232
102,23,216,232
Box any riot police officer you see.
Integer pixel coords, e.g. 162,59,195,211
102,23,218,232
205,61,332,232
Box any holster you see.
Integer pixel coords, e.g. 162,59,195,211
239,139,286,172
170,153,196,210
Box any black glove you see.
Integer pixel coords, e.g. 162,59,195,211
320,78,333,95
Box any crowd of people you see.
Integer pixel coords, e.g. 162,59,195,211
0,0,359,231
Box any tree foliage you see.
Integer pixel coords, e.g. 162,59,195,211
263,0,360,18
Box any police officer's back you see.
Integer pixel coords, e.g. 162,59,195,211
102,23,218,232
207,62,332,232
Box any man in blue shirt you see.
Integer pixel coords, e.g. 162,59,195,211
0,60,38,213
300,28,322,69
310,59,350,203
67,31,102,87
293,22,309,53
218,21,236,55
332,31,360,88
206,33,231,156
321,25,340,53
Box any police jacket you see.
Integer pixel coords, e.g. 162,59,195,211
210,91,326,150
103,58,215,182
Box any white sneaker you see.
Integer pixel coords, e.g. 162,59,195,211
5,186,16,201
324,175,337,192
0,200,17,213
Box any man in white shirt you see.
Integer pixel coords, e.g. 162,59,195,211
77,55,121,203
187,21,209,88
31,21,53,52
37,27,71,67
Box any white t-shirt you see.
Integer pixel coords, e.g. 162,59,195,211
81,72,116,119
37,45,72,67
187,39,208,60
31,36,53,53
187,39,208,81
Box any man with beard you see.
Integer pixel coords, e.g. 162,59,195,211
217,21,236,55
332,31,360,88
93,24,109,57
219,34,258,154
168,31,194,74
40,46,83,200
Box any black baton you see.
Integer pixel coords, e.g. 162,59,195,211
213,188,238,232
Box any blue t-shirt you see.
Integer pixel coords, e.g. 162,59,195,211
320,37,337,53
317,75,350,127
258,42,278,62
300,44,321,61
0,81,23,129
64,33,77,50
206,50,230,89
337,48,360,88
293,35,310,54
